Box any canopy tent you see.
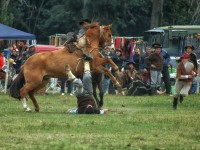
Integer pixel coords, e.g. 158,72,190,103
0,23,35,40
0,23,36,94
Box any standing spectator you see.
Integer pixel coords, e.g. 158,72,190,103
161,49,171,95
184,45,198,94
59,78,73,96
60,78,67,96
10,49,21,74
0,49,5,69
0,49,5,79
112,49,127,71
101,46,112,94
4,44,13,59
145,43,164,95
172,53,197,110
140,46,152,83
132,47,141,71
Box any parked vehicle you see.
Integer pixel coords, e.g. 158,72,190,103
144,25,200,59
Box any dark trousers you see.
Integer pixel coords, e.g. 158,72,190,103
60,78,67,93
162,66,171,94
67,80,73,93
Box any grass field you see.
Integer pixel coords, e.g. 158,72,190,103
0,92,200,150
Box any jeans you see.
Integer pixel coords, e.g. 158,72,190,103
162,66,171,94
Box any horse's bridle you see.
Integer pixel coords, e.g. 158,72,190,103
100,26,112,47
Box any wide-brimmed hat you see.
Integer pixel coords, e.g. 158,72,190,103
184,45,194,50
124,65,131,70
152,43,162,48
115,49,122,52
180,53,190,59
79,19,91,25
126,62,135,66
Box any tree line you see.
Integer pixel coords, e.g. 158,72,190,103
0,0,200,43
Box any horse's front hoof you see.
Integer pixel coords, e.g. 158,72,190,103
115,82,121,88
24,107,31,112
35,108,39,112
98,101,103,108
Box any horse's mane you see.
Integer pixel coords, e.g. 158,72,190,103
85,22,99,30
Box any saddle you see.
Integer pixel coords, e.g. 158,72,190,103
65,34,87,53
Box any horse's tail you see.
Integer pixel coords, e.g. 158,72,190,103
9,70,25,100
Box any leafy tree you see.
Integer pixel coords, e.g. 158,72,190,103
2,0,200,43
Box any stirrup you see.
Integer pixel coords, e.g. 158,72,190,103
83,53,93,61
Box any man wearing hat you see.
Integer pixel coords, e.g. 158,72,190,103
172,53,197,110
126,61,137,80
145,43,164,95
140,46,152,83
66,18,92,60
160,46,171,95
185,44,198,94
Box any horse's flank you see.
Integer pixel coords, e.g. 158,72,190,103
24,47,84,79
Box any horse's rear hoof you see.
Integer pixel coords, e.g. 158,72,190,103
24,107,31,112
35,108,39,112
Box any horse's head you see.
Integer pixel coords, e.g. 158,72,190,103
99,24,113,47
84,23,113,48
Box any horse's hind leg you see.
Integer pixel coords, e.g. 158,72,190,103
20,81,42,112
29,78,50,112
98,74,104,108
28,91,40,112
21,97,31,112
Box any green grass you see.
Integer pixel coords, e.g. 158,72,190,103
0,92,200,150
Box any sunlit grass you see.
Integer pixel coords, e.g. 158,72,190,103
0,92,200,150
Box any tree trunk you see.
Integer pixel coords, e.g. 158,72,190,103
0,0,11,24
150,0,163,28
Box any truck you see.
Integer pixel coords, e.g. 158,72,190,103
144,25,200,67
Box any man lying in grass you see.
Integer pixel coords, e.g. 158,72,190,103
65,57,108,114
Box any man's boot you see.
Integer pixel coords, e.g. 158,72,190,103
65,65,77,82
179,95,184,103
84,61,90,72
82,49,93,61
173,97,178,110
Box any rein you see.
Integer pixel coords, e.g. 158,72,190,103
89,47,99,53
75,58,82,72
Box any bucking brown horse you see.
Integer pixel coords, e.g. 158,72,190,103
10,22,120,112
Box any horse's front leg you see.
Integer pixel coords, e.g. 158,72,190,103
92,81,100,107
95,66,121,88
105,57,120,75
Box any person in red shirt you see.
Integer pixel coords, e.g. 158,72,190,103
0,49,5,79
0,49,5,69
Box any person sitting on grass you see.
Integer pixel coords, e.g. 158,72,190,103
66,57,108,114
